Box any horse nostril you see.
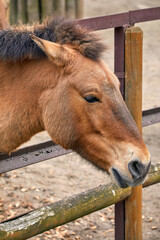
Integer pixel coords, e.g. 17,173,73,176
128,159,145,179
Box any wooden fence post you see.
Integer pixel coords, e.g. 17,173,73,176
125,26,143,240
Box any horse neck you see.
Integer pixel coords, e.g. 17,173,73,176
0,58,59,153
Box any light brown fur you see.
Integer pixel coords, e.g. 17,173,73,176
0,36,150,188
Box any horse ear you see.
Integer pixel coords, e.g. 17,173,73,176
30,34,72,66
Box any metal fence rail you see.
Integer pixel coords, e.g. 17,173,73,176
76,7,160,30
142,107,160,127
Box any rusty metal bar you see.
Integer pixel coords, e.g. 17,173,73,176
130,7,160,24
114,26,126,240
76,12,129,31
0,141,72,174
142,107,160,127
77,7,160,31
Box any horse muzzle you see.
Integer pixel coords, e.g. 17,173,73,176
110,159,151,188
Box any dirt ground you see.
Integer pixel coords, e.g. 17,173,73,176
0,1,160,239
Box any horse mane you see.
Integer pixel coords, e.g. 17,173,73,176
0,17,106,62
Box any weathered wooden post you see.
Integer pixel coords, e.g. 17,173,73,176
125,26,143,240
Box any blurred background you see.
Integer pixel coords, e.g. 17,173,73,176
8,0,83,24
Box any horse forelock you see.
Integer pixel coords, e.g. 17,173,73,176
0,17,106,62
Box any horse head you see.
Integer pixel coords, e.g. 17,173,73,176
31,35,151,188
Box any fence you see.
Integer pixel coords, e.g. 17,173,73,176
9,0,83,24
0,6,160,240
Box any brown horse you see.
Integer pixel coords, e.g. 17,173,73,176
0,0,9,29
0,17,150,188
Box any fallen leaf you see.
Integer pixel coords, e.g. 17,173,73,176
104,228,114,235
146,217,153,222
151,226,157,230
75,236,81,240
99,213,108,222
107,207,113,212
90,225,97,230
33,195,40,200
21,188,28,192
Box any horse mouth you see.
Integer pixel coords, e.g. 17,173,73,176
111,167,148,188
112,168,129,188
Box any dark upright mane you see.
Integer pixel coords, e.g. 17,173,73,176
0,17,106,62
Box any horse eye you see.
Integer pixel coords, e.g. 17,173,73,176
84,95,100,103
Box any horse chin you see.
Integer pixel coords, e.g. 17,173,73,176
111,168,129,188
109,167,147,189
